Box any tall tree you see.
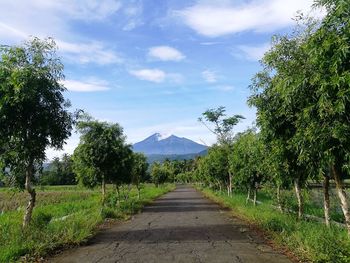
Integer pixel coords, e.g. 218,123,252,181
301,0,350,233
131,152,148,199
72,115,128,203
0,38,74,227
199,106,244,195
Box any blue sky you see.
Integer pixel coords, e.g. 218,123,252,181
0,0,323,160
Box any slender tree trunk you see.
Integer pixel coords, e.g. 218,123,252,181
23,161,35,227
116,184,120,206
137,185,140,200
101,177,106,205
323,175,331,227
246,187,251,204
228,172,233,197
276,184,283,212
253,187,257,206
294,177,303,220
332,164,350,235
126,184,132,200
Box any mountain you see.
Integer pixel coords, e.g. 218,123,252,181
133,133,208,155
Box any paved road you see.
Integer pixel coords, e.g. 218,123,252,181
51,186,291,263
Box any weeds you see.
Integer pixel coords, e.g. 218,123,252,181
200,187,350,263
0,184,174,262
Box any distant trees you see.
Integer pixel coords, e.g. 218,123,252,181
39,154,76,185
150,162,171,186
0,38,74,227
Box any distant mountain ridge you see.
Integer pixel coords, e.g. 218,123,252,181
133,133,207,155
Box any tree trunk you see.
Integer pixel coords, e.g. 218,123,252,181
276,184,283,212
323,175,331,227
137,185,140,200
246,187,251,204
253,187,257,206
116,184,120,206
23,161,36,227
228,172,233,197
332,164,350,235
101,177,106,205
126,184,131,200
294,177,303,220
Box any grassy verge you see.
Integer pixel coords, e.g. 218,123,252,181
0,183,174,262
198,187,350,263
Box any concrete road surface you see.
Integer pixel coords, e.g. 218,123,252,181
50,185,292,263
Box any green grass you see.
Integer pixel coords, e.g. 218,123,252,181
0,183,174,262
199,187,350,263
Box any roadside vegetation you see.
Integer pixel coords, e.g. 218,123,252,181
154,1,350,262
0,184,173,262
0,38,175,262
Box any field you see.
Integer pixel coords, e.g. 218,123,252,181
254,185,347,224
199,187,350,263
0,184,174,262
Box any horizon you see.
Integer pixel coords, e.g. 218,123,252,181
0,0,324,161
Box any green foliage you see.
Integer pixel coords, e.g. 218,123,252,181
131,152,149,187
199,106,244,145
201,187,350,263
229,130,265,191
0,37,74,185
150,162,171,186
72,114,131,190
39,154,76,186
195,145,230,190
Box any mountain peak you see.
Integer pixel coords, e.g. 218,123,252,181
148,133,172,141
133,133,207,155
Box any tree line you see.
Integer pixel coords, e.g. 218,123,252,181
185,0,350,236
0,38,150,227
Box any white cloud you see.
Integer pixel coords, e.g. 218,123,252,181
57,40,122,65
122,1,144,31
202,70,217,83
213,85,235,92
0,0,123,43
236,43,271,61
148,46,185,61
175,0,324,37
129,69,166,83
62,78,111,92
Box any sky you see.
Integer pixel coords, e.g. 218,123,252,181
0,0,323,160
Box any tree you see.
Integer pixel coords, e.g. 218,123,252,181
248,19,317,219
299,0,350,233
39,154,76,185
229,130,265,206
72,115,129,203
199,106,244,145
150,162,170,186
0,37,74,227
131,153,148,199
199,106,244,195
